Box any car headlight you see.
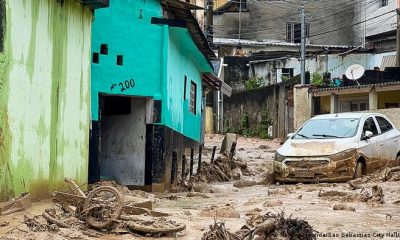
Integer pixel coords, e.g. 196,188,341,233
275,152,285,162
329,149,357,161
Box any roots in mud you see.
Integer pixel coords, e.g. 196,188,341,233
246,212,317,240
202,211,316,240
202,221,241,240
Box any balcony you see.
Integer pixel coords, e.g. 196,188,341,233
80,0,109,9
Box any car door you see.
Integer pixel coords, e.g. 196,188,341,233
358,116,381,172
375,116,398,167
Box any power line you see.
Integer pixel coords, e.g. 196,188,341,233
213,0,393,44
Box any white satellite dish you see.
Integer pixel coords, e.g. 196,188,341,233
345,64,365,86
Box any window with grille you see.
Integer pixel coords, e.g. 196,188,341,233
189,81,197,114
381,0,388,7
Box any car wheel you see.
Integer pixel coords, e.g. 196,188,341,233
354,161,363,179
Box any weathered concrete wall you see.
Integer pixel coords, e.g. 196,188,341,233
223,56,250,93
214,12,250,39
223,84,276,135
100,98,146,186
214,0,362,45
0,0,92,200
364,0,397,37
293,85,312,130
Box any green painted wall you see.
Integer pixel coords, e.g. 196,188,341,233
91,0,212,142
0,0,92,200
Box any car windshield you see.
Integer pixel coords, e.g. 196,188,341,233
293,118,360,139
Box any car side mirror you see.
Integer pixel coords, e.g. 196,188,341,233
362,131,373,140
287,133,294,139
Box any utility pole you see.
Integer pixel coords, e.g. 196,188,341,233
238,0,242,42
397,0,400,66
205,0,213,46
300,4,306,84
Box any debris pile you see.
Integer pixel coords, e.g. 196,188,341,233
194,154,250,183
360,185,384,205
381,166,400,181
319,185,384,205
0,192,31,216
201,221,241,240
244,212,316,240
202,211,316,240
3,179,186,239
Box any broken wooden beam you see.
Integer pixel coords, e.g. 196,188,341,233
211,146,217,164
190,148,194,176
198,145,202,174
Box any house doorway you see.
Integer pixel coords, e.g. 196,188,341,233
98,95,147,186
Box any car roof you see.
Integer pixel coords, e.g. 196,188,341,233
311,112,379,120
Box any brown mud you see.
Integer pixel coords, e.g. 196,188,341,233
2,134,400,239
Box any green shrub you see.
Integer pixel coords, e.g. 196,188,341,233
245,76,263,90
311,72,323,86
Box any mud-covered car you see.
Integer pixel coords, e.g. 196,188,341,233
274,113,400,183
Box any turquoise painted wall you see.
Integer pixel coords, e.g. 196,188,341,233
92,0,212,142
164,28,212,141
91,0,164,121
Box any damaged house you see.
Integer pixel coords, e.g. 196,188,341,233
89,0,223,192
0,0,109,200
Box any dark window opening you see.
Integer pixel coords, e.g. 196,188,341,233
103,96,131,116
189,81,197,114
381,0,388,7
385,102,398,108
100,44,108,55
117,55,123,66
362,117,379,136
282,68,294,80
92,52,99,64
286,22,310,43
184,75,187,100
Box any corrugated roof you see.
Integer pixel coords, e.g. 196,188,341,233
214,38,355,50
381,55,396,70
310,81,400,94
161,0,216,65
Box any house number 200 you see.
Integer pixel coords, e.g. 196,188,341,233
119,79,135,92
